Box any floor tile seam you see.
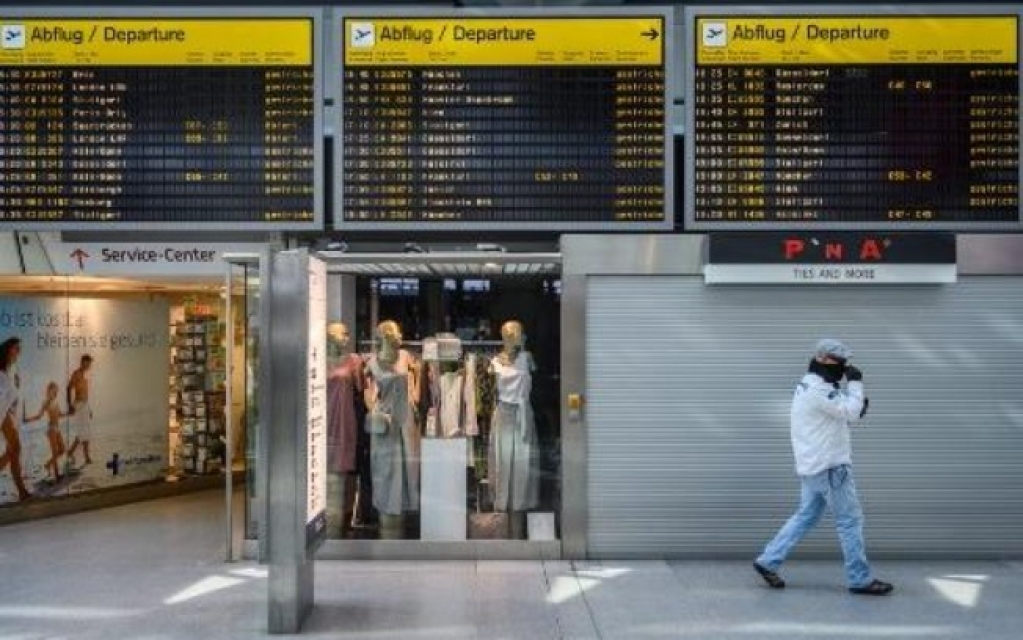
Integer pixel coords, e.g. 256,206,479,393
568,560,606,640
472,558,482,640
467,560,564,639
539,559,569,640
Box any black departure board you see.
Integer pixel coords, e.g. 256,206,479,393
337,12,673,230
685,10,1021,230
0,13,321,230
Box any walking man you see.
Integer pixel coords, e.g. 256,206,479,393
754,339,893,595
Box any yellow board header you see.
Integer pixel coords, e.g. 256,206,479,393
344,17,664,66
0,19,312,66
696,16,1018,65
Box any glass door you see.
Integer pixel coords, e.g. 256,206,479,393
225,259,260,560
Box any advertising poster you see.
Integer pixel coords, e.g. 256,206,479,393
0,297,170,504
306,257,327,548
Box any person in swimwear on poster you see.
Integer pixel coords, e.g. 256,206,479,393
25,382,68,483
66,355,95,467
0,337,32,501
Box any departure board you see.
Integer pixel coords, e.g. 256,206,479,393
0,12,321,230
337,11,673,230
685,9,1022,231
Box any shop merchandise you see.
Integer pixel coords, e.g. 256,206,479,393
327,354,364,474
462,353,479,438
489,350,539,512
340,317,551,540
326,322,365,538
420,335,480,441
365,321,420,518
172,311,226,475
439,371,463,437
487,320,539,515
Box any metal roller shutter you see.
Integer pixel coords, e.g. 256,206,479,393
586,276,1023,558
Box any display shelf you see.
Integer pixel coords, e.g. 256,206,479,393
172,314,226,475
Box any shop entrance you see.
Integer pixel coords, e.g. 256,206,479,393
233,250,565,559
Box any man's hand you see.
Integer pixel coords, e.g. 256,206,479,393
859,397,870,418
845,365,863,382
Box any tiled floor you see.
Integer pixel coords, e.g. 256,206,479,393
1,491,1022,638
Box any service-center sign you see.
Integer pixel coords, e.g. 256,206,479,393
54,243,267,277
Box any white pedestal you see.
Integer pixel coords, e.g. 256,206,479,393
528,512,557,541
421,438,467,541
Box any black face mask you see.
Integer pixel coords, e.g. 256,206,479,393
808,358,846,384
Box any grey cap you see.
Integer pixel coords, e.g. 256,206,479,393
815,338,852,360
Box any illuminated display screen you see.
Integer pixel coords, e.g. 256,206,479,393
0,14,321,230
686,10,1021,230
337,12,673,230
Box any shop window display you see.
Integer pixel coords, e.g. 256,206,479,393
321,277,560,542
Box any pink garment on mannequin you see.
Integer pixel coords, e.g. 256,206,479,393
327,354,363,473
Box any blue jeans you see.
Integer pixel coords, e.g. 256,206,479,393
756,465,873,588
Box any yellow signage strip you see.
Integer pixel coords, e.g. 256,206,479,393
697,16,1018,65
0,19,312,66
344,17,664,66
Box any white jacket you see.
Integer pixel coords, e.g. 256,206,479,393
790,373,865,476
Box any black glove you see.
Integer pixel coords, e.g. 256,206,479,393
859,397,870,418
844,365,863,382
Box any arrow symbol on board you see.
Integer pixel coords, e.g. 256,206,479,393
70,249,90,270
642,28,660,41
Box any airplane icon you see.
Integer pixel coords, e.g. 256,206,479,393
702,22,728,47
350,22,375,48
1,24,26,49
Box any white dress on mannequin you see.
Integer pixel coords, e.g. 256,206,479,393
367,351,420,515
489,351,538,511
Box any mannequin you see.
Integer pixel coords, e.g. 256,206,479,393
489,320,539,539
364,320,420,539
326,322,363,538
327,322,351,363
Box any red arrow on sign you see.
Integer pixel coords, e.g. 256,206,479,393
70,249,89,270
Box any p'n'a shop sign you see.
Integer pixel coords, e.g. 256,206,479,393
704,233,956,284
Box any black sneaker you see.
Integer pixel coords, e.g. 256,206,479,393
753,563,786,589
849,579,894,596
